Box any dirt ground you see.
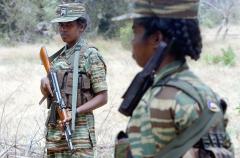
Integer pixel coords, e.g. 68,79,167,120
0,30,240,157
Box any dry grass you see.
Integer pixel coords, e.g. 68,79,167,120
0,31,240,157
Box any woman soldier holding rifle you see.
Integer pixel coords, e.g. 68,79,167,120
40,3,108,158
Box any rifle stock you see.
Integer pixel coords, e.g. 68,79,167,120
40,47,51,73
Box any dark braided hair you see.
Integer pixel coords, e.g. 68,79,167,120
134,17,202,60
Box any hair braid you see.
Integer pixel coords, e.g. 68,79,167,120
135,17,202,60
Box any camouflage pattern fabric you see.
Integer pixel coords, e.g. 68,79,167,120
47,148,93,158
115,138,131,158
124,60,232,158
51,3,87,23
46,38,107,157
112,0,199,21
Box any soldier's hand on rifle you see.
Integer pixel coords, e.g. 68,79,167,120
63,109,72,124
40,77,53,97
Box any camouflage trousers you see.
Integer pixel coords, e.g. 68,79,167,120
47,149,94,158
46,113,96,158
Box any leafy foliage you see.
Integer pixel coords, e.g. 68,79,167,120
204,46,236,66
0,0,58,44
86,0,127,38
0,0,128,44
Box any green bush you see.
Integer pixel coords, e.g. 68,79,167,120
204,54,222,64
204,46,236,66
237,106,240,113
119,23,132,49
221,47,236,66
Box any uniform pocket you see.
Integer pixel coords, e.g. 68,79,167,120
57,71,94,108
81,74,91,90
78,74,93,106
65,72,73,94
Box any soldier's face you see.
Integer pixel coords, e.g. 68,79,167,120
58,21,84,46
131,22,157,67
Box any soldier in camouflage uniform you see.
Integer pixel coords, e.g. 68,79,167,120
40,3,108,158
114,0,234,158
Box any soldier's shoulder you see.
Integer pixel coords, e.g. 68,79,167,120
82,45,99,57
84,46,105,63
87,46,99,52
153,86,197,107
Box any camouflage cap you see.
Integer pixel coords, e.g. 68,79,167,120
112,0,199,21
51,3,87,23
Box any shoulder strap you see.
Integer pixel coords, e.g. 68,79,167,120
49,46,65,62
71,45,81,131
88,46,98,51
71,45,102,131
153,78,223,158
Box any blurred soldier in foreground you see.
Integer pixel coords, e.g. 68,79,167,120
113,0,234,157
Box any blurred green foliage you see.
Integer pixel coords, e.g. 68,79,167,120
0,0,127,45
119,23,132,49
237,106,240,113
204,46,236,66
87,0,127,38
221,46,236,66
0,0,58,44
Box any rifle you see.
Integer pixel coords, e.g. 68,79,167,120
119,39,174,117
40,47,75,152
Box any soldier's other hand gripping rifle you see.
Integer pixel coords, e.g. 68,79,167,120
39,47,75,152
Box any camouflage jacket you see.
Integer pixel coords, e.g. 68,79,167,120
120,60,232,158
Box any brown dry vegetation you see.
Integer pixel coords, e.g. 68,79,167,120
0,28,240,157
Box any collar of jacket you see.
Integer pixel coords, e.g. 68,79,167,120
153,60,188,86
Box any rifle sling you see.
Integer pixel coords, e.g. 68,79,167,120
49,46,65,62
71,45,81,131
